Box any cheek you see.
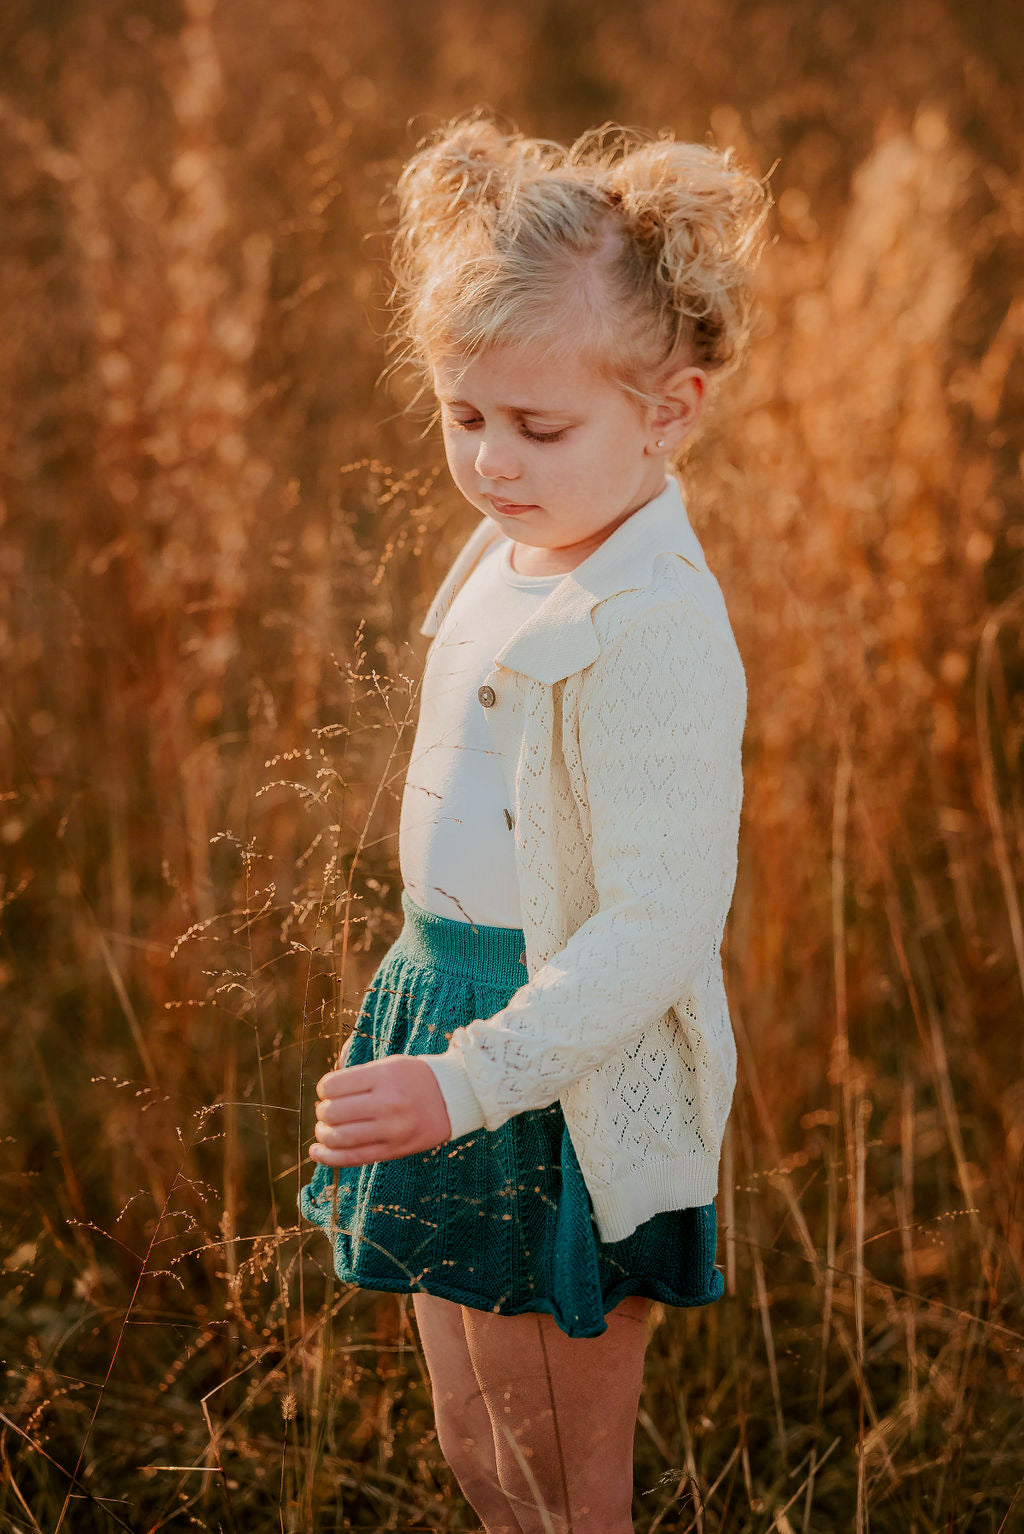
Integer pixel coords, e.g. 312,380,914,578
440,430,468,479
444,430,476,470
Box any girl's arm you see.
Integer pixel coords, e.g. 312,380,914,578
420,596,747,1139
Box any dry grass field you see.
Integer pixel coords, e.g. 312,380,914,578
1,0,1022,1529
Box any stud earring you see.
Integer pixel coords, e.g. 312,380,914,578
656,439,665,449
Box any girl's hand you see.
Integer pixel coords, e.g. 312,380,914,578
308,1055,453,1168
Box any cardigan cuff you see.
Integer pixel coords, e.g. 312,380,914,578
421,1052,488,1141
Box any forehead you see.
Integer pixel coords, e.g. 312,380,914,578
431,343,612,407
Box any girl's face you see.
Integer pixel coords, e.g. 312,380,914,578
431,343,703,574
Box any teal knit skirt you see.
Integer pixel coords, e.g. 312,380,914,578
298,889,724,1339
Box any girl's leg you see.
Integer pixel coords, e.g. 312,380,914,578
411,1292,523,1534
461,1294,649,1534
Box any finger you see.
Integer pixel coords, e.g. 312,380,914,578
308,1141,396,1167
314,1119,384,1151
316,1064,375,1099
315,1096,382,1127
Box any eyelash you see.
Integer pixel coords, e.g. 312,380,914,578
446,416,568,445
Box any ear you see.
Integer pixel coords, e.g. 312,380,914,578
645,366,707,453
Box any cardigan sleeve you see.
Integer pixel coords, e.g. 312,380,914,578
420,597,747,1140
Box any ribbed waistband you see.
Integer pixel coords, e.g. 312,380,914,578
396,888,529,990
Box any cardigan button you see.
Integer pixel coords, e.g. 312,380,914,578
478,685,496,707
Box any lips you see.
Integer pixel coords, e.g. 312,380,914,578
487,496,537,514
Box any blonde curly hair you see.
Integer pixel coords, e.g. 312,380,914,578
385,110,774,418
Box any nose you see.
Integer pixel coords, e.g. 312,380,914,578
474,434,520,482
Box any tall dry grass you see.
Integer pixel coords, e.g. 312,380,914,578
0,0,1021,1529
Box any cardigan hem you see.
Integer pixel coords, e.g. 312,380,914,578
586,1155,721,1244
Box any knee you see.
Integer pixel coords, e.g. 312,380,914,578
491,1413,564,1517
435,1407,501,1495
493,1421,633,1529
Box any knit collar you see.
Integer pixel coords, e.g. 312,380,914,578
419,475,709,685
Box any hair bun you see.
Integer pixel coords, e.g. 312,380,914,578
393,115,564,274
596,135,772,365
612,139,768,269
408,119,513,211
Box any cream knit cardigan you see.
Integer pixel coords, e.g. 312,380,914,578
418,475,747,1243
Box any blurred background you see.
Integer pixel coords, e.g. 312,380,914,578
1,0,1022,1529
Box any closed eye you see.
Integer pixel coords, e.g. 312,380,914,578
445,415,568,445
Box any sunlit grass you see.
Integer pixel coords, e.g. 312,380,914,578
1,0,1022,1529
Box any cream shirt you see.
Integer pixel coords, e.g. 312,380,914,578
399,537,561,929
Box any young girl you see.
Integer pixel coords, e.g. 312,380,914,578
299,113,771,1533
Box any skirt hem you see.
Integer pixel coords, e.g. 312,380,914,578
299,1245,723,1339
